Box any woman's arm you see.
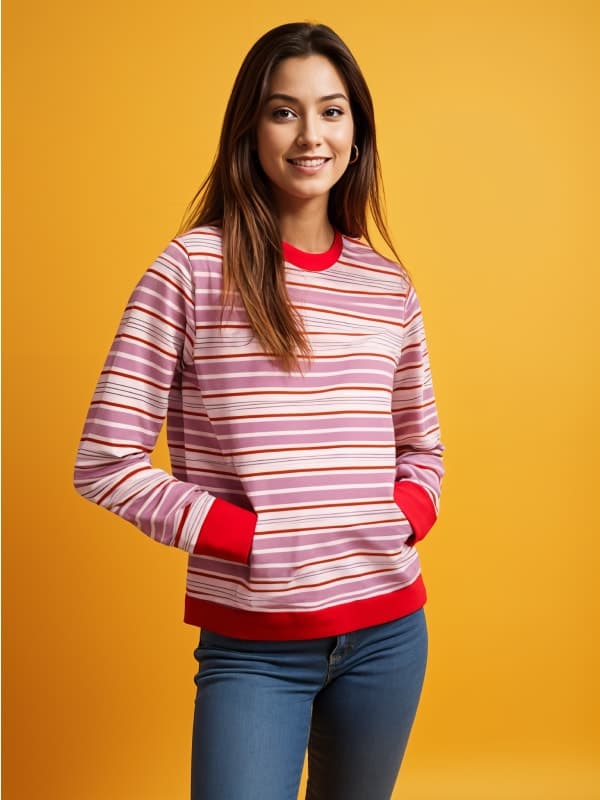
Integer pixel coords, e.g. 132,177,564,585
392,285,444,545
73,238,256,562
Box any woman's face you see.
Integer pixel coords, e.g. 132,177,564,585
256,54,355,212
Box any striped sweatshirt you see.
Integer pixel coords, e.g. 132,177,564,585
74,226,444,640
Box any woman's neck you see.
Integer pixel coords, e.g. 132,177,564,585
276,197,334,253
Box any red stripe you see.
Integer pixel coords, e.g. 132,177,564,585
255,546,407,572
168,443,222,457
244,515,414,537
170,468,238,482
90,400,163,420
145,267,194,305
396,424,440,440
97,465,152,504
169,238,193,258
402,461,442,475
257,498,393,515
100,368,171,391
294,303,406,327
392,383,424,391
173,503,192,548
398,341,422,354
404,309,421,328
391,400,436,413
112,476,178,512
187,250,223,259
126,304,187,335
394,360,425,375
337,257,407,280
116,333,176,359
185,228,221,239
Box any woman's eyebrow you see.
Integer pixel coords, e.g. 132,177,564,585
265,92,349,103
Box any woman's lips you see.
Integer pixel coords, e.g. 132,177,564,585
286,157,331,173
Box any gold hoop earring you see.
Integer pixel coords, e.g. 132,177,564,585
348,144,359,165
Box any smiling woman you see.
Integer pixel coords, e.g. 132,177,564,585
176,22,404,374
74,21,444,800
256,55,355,216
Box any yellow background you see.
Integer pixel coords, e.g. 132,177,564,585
3,1,599,798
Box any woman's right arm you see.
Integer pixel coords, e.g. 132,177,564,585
73,238,256,562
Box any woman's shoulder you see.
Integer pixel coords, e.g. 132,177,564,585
173,224,223,255
340,234,411,289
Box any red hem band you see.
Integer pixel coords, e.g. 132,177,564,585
183,575,426,640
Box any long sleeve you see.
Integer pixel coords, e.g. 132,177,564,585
73,238,256,560
392,285,444,544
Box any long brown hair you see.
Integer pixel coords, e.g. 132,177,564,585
178,22,405,371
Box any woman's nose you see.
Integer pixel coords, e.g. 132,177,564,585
296,116,322,148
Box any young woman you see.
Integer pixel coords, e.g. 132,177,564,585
75,22,444,800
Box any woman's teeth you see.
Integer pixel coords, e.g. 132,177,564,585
289,158,328,166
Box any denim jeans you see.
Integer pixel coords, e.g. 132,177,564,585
191,608,428,800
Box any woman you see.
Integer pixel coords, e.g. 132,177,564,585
74,21,444,800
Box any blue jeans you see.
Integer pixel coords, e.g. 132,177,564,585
191,609,428,800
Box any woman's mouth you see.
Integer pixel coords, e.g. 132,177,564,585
286,157,331,173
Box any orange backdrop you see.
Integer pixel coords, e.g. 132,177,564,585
3,1,599,798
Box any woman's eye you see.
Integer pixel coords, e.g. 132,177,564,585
273,108,295,120
323,107,344,117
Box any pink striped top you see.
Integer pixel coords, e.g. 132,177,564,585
74,226,444,640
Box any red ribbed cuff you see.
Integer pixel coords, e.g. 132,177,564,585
394,481,437,544
194,498,257,564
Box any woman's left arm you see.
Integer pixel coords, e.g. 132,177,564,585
392,285,445,545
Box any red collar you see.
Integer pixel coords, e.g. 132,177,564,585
282,231,343,271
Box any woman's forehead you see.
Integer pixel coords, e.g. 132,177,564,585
266,54,349,99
